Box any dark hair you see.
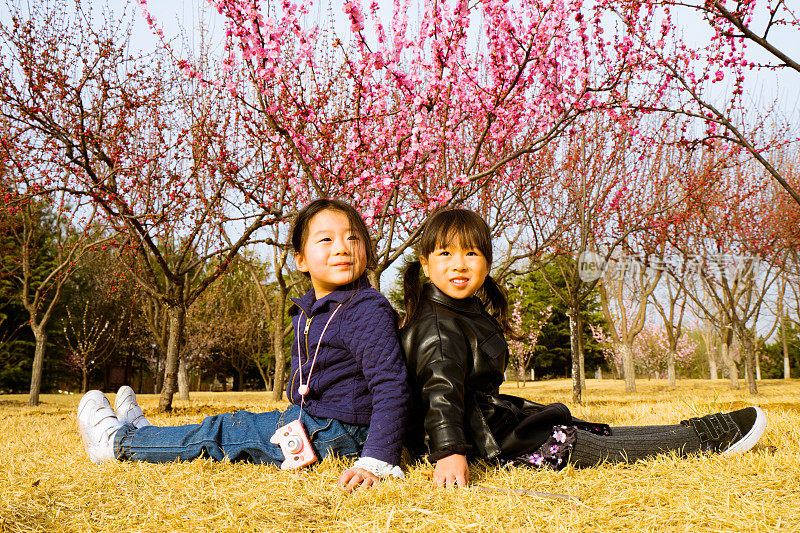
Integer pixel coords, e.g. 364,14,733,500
290,199,377,275
402,209,515,336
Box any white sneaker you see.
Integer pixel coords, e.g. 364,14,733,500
113,385,151,428
77,390,122,463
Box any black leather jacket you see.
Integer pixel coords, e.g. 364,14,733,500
400,283,573,461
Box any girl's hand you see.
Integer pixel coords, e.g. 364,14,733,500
433,454,468,488
338,466,380,491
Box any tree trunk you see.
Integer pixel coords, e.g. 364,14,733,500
708,346,718,380
367,269,381,291
155,361,163,394
237,367,246,391
178,357,190,402
567,307,581,404
28,327,47,406
741,336,758,395
255,359,271,391
271,305,287,402
620,343,637,393
721,341,738,389
781,314,791,380
158,304,186,412
667,350,676,387
268,362,274,390
577,316,586,392
81,367,88,394
755,354,762,381
744,350,758,395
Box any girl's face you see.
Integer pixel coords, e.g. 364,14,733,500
295,209,367,298
421,239,489,300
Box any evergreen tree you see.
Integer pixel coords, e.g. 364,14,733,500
508,263,608,379
0,197,71,394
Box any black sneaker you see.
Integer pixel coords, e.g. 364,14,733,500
680,406,767,456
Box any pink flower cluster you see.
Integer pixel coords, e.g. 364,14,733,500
132,0,639,222
591,322,696,377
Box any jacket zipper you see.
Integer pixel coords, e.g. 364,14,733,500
303,316,312,364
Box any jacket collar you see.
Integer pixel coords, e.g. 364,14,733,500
291,273,372,316
423,282,484,315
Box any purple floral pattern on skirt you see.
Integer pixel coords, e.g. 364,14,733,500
510,425,577,470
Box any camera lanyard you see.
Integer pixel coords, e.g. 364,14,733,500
295,302,344,416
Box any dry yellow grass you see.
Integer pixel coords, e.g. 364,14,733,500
1,379,799,533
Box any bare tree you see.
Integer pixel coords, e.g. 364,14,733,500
650,264,689,388
598,252,663,393
63,302,115,393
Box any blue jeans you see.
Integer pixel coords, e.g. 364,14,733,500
114,405,369,465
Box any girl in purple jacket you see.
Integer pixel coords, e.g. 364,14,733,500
77,199,409,491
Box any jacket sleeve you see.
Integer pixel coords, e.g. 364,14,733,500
411,315,472,460
340,294,409,465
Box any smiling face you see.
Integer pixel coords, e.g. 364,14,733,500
420,237,490,300
295,208,367,299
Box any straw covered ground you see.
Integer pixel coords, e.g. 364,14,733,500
1,379,799,533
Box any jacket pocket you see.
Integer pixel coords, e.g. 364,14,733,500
479,333,507,360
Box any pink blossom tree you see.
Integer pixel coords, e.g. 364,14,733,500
591,320,696,379
63,302,115,393
0,1,286,410
507,287,553,386
520,113,703,401
130,0,658,406
678,161,784,394
635,323,697,379
650,267,689,388
135,0,656,280
612,0,800,205
597,255,662,393
0,171,109,405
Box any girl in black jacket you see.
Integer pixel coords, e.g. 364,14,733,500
400,208,767,488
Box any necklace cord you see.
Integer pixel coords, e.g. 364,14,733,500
296,303,344,418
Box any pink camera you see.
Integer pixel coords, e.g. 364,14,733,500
270,419,318,470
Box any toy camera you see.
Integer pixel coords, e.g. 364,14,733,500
270,419,318,470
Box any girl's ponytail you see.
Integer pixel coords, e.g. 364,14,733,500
401,259,423,327
479,275,522,340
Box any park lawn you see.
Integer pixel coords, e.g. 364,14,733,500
1,379,798,533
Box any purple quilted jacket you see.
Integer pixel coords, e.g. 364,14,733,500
287,275,409,465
